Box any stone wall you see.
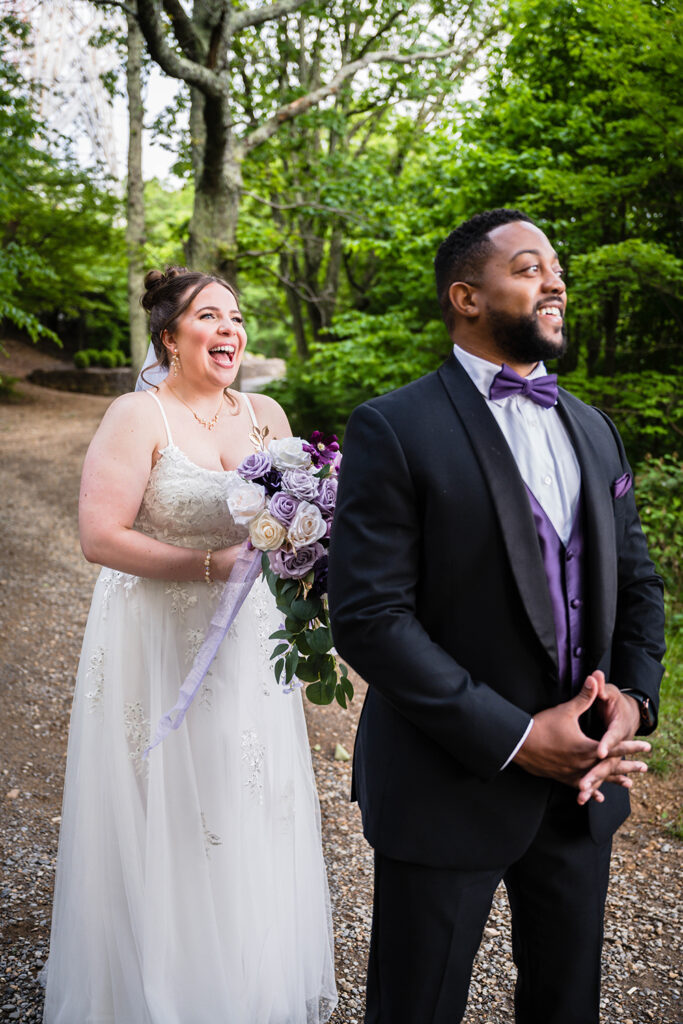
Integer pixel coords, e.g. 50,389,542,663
27,367,135,396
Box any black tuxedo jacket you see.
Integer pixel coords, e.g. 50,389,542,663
328,354,665,869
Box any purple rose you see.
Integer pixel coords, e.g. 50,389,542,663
269,491,301,527
315,476,337,514
238,451,272,481
268,542,325,579
260,467,283,496
281,467,320,502
310,554,329,597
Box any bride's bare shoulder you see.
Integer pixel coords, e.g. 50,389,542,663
246,393,291,438
93,389,164,445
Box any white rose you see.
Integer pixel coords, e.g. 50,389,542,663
227,481,266,525
288,501,327,548
249,510,288,551
268,436,312,472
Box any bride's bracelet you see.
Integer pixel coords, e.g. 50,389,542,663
203,549,213,584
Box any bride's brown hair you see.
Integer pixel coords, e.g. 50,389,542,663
139,266,239,389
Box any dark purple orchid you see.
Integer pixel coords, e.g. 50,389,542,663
303,431,340,468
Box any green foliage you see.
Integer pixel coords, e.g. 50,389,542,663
0,14,127,353
559,370,682,463
631,454,683,773
649,610,683,775
634,454,683,602
452,0,683,375
262,555,352,708
267,315,450,437
97,350,117,369
74,347,128,369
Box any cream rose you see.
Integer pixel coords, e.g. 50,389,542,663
227,481,266,525
248,510,288,551
287,501,327,548
268,436,312,472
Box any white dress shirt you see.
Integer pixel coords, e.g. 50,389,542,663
452,343,582,766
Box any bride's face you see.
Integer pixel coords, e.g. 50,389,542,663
165,281,247,389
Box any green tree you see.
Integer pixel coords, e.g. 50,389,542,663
0,14,128,363
453,0,683,375
92,0,497,281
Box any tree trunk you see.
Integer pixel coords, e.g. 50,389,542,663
126,7,147,374
186,93,243,281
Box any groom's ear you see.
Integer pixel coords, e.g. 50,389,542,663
448,281,480,320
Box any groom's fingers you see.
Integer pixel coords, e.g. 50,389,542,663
576,756,649,804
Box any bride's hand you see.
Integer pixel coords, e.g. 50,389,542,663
210,544,248,581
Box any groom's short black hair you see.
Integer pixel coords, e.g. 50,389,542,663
434,208,533,333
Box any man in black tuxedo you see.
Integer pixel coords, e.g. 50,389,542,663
328,209,664,1024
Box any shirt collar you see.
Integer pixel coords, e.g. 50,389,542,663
452,342,549,405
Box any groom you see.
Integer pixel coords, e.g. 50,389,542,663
328,209,665,1024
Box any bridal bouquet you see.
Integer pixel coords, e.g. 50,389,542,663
227,431,353,708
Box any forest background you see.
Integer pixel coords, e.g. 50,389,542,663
1,0,682,785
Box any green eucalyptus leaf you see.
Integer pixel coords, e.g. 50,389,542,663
308,626,332,654
306,681,334,706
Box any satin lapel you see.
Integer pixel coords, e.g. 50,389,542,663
556,391,617,660
438,356,559,673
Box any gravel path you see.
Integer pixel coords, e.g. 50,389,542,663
0,346,681,1023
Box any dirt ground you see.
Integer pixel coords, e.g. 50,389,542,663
0,339,681,1023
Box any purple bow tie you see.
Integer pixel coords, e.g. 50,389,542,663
489,364,558,408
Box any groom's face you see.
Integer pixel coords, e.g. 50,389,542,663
478,221,567,365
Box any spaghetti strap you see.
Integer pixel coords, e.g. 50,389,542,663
242,392,259,429
146,390,174,446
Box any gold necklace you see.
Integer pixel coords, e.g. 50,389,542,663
168,386,225,431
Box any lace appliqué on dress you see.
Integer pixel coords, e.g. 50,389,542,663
166,582,198,617
123,700,150,777
201,812,222,858
85,647,105,715
100,569,139,615
250,584,277,696
241,730,265,804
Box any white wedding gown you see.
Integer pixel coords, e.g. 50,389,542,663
43,393,337,1024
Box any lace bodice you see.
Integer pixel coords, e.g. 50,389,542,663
134,444,248,549
133,391,252,549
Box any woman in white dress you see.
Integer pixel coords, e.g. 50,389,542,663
43,267,337,1023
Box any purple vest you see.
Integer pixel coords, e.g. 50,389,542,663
525,486,587,693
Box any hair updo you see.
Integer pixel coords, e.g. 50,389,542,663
140,266,239,381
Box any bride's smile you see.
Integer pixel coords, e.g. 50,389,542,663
163,280,248,391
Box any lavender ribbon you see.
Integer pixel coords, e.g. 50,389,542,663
489,363,558,408
144,543,262,757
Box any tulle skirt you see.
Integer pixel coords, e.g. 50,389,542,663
43,569,337,1023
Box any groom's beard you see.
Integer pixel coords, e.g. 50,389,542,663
487,307,567,364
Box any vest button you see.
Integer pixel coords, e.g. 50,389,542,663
566,549,574,561
573,646,583,657
570,598,582,608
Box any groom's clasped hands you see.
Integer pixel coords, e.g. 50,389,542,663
513,669,650,805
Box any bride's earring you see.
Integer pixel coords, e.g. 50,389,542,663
170,349,181,377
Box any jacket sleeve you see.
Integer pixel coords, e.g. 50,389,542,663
328,402,532,780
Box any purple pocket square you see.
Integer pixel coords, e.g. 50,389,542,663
613,472,632,499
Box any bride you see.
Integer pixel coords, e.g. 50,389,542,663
43,267,337,1023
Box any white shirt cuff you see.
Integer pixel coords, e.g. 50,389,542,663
500,719,534,770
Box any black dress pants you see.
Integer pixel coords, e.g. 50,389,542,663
365,784,613,1024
